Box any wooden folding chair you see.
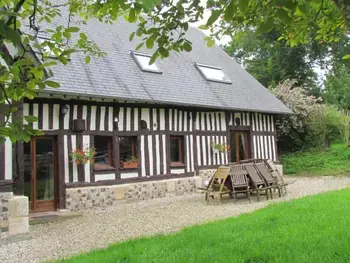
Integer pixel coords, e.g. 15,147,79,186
264,159,288,195
254,162,281,198
198,166,231,204
243,163,272,201
229,164,251,203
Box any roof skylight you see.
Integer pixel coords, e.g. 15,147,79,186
195,63,232,84
131,52,162,73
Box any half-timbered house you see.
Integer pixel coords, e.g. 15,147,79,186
0,18,291,217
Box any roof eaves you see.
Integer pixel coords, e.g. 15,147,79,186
40,89,293,115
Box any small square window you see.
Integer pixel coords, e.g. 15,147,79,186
94,136,114,170
170,136,184,166
119,136,138,162
131,52,162,73
195,63,232,84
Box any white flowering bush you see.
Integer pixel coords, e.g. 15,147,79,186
272,79,348,152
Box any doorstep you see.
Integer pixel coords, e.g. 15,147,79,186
29,210,82,225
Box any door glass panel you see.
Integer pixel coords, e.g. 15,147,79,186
238,133,247,160
23,142,31,201
231,132,250,163
230,132,237,162
36,139,54,201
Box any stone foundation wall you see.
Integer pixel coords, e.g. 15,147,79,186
0,192,13,221
66,176,202,211
198,169,216,179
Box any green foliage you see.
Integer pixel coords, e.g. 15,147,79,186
215,0,348,47
0,0,107,142
273,80,350,152
281,144,350,175
324,63,350,110
58,188,350,262
307,105,350,147
224,30,318,89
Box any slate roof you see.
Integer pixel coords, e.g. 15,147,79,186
38,17,291,114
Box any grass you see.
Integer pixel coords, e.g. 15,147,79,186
281,143,350,176
57,188,350,263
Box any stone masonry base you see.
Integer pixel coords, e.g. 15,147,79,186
66,176,211,211
66,166,283,211
1,192,13,222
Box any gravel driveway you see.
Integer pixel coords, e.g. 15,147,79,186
1,176,350,263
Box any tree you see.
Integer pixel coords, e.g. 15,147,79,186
1,0,350,143
324,63,350,110
224,29,318,89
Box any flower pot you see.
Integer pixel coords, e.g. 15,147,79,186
213,149,220,154
120,161,139,169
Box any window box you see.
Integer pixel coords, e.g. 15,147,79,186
120,161,139,169
119,136,138,168
170,162,185,168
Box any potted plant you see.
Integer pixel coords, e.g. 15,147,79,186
71,146,96,165
120,156,139,169
211,142,230,154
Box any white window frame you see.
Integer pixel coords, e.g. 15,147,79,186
194,63,232,84
131,51,162,74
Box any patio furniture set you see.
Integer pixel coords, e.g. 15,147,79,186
198,159,288,204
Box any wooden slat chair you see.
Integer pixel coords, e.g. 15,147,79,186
198,166,231,204
238,159,265,164
243,163,272,201
254,163,281,198
264,159,288,195
229,164,251,203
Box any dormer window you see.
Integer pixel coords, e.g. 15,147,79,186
194,63,232,84
131,51,162,74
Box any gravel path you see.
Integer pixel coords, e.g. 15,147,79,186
1,176,350,263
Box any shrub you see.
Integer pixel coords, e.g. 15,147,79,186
306,105,349,147
272,79,350,153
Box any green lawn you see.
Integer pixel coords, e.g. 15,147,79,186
281,144,350,176
57,188,350,263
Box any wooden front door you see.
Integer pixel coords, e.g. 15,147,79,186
23,137,58,212
230,131,251,163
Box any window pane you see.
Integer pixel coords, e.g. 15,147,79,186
170,137,184,163
120,137,137,161
170,138,180,162
35,138,54,201
94,136,111,165
133,53,161,72
197,65,231,83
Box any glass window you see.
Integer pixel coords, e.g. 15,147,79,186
170,136,184,164
94,136,114,170
195,63,232,84
119,137,137,162
131,52,162,73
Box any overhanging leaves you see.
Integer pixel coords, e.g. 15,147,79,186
206,9,222,26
